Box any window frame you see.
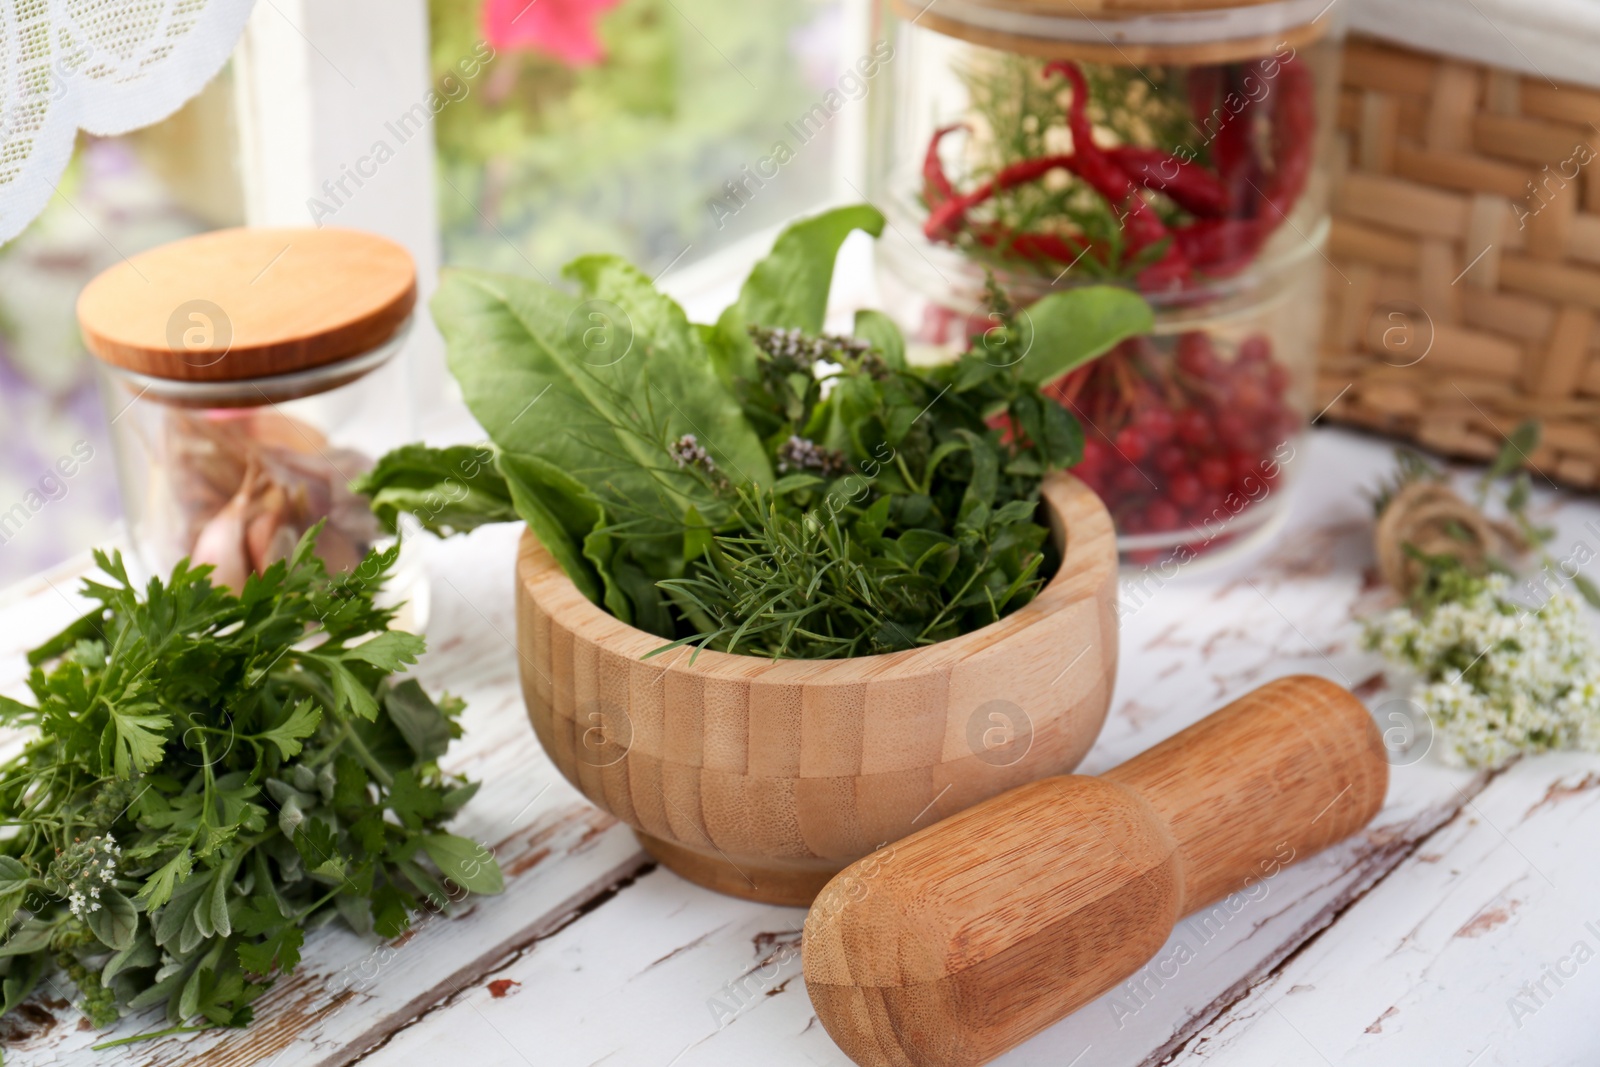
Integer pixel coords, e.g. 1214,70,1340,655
231,0,875,426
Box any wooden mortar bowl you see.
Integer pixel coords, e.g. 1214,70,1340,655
513,473,1119,906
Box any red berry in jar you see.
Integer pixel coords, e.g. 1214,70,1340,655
1214,410,1249,447
1265,362,1290,396
1192,490,1226,521
1040,327,1297,558
1114,425,1149,463
1144,500,1182,532
1078,436,1109,472
1168,472,1203,507
1176,332,1219,378
1230,449,1263,485
1231,380,1270,414
1112,465,1148,497
1198,456,1232,490
1176,408,1210,447
1154,444,1189,475
1136,404,1175,442
1238,334,1272,364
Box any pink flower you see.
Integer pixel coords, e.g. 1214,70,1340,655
480,0,624,67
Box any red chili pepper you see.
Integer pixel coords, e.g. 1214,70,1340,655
920,139,1103,270
920,54,1317,292
924,153,1080,239
1187,67,1223,131
1043,62,1179,257
923,124,961,208
1172,219,1269,277
924,60,1185,274
1210,82,1260,215
1042,61,1096,146
1136,245,1193,292
918,302,962,346
971,226,1090,265
1260,56,1315,220
1009,231,1090,263
1189,55,1316,271
1104,146,1225,218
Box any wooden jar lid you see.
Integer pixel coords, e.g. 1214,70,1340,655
892,0,1332,65
77,227,417,383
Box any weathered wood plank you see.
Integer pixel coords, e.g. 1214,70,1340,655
1165,754,1600,1067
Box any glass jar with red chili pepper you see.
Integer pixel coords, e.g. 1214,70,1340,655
78,227,430,627
870,0,1345,562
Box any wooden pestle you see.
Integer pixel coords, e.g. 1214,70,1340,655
802,675,1389,1067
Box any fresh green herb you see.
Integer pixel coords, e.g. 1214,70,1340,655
0,529,499,1041
1369,422,1579,607
363,444,518,538
357,205,1151,659
1370,447,1446,519
1483,419,1541,488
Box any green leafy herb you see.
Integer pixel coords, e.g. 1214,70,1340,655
1484,418,1541,487
1372,425,1562,607
360,444,518,537
359,205,1152,658
0,528,499,1039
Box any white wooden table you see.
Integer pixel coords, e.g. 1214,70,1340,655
3,425,1598,1067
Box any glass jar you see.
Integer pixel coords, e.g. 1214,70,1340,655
78,228,428,625
870,0,1346,562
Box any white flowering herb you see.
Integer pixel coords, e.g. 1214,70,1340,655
45,834,121,919
1365,566,1600,768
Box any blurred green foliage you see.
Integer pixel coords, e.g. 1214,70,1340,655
428,0,838,278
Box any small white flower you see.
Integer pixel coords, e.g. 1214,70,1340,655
1367,583,1600,769
48,833,120,920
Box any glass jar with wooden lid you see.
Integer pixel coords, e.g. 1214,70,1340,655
77,227,426,620
870,0,1347,563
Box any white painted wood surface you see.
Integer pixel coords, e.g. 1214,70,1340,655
2,426,1598,1067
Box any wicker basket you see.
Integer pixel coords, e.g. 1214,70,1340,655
1319,35,1600,491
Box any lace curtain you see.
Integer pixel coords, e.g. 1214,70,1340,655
0,0,256,243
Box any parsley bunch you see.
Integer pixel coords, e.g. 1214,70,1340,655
0,529,500,1044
